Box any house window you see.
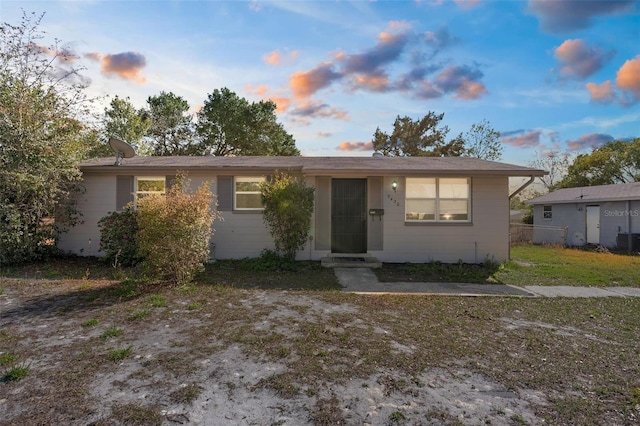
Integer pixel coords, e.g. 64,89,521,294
134,177,166,207
234,176,265,210
405,178,470,222
543,205,552,220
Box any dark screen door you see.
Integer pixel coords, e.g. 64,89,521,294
332,179,367,253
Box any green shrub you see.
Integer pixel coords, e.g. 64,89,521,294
136,173,220,284
97,207,140,266
260,173,315,262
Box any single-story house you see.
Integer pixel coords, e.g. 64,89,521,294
58,156,545,264
527,182,640,250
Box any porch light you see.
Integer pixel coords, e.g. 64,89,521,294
391,180,398,192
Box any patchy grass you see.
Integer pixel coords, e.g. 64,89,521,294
108,346,132,362
375,245,640,286
81,318,98,327
1,253,639,424
2,364,30,382
376,260,500,283
100,327,124,340
497,244,640,286
196,259,341,290
110,402,163,425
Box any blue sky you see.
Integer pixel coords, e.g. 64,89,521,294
3,0,639,165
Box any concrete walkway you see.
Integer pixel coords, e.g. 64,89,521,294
335,268,640,297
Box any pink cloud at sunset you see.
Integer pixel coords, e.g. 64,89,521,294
554,39,612,78
263,49,299,66
586,55,640,106
586,81,615,103
337,141,374,152
566,133,613,151
86,51,147,84
290,62,342,99
616,55,640,101
501,130,542,148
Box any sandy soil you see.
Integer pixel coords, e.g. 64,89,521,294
0,280,555,425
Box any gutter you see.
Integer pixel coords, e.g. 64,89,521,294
509,176,536,200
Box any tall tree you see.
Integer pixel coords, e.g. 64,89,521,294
528,150,571,191
555,138,640,189
103,95,151,154
372,112,465,157
145,91,194,155
195,87,299,156
0,12,90,263
462,119,503,161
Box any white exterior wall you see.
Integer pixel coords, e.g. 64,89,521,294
367,176,509,263
58,174,115,256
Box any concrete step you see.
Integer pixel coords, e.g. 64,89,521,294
321,255,382,269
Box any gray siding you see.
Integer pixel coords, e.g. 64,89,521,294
314,177,331,251
60,171,515,263
533,200,640,248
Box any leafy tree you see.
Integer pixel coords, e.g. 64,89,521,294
196,87,299,156
145,91,194,155
528,150,571,191
372,112,465,157
103,95,151,154
462,119,503,161
0,11,90,264
555,138,640,189
136,174,220,284
260,174,315,262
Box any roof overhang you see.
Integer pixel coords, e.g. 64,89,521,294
78,156,547,178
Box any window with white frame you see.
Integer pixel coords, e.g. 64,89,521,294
134,177,166,207
543,205,552,220
234,176,265,210
405,177,470,222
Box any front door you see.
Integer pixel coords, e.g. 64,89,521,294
586,205,600,244
331,179,367,253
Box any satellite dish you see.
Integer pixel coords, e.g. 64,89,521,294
109,137,136,166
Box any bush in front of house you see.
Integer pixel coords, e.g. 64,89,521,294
260,173,315,262
136,174,220,284
98,207,141,267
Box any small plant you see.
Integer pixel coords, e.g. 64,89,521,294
97,207,141,267
82,318,98,327
100,327,124,340
186,302,200,311
169,383,203,404
389,410,406,422
111,402,162,425
146,294,166,307
128,309,151,321
510,414,527,425
260,173,315,262
0,353,18,366
110,279,138,298
108,346,132,362
2,363,30,382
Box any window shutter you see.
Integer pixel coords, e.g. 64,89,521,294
116,176,134,211
166,175,177,190
217,176,233,211
315,177,331,250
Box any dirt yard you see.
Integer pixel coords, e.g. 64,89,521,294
1,275,639,425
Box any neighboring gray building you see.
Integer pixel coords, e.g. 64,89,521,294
527,182,640,250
